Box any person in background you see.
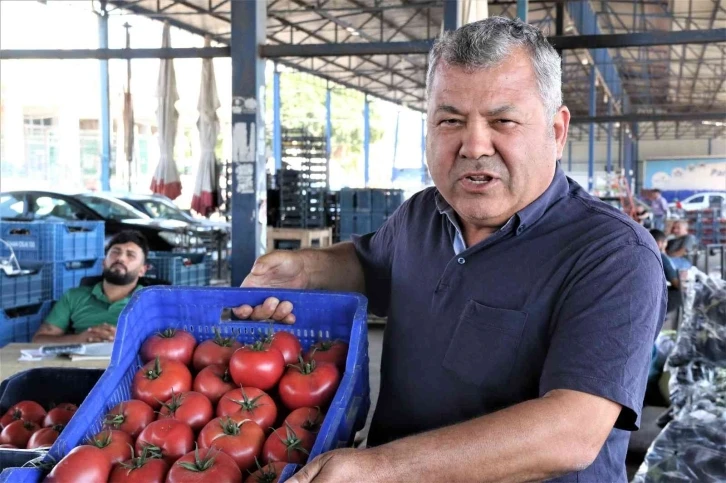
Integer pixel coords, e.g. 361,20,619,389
647,189,669,232
32,230,149,343
667,220,697,271
650,229,679,290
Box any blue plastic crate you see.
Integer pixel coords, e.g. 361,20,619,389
0,221,105,262
0,287,370,482
370,190,387,212
0,450,45,473
339,188,355,211
371,212,387,231
146,252,212,286
386,190,404,215
0,262,51,310
354,214,372,234
339,212,373,236
355,189,372,212
49,258,104,300
0,301,53,348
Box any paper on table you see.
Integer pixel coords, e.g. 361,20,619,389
18,342,113,362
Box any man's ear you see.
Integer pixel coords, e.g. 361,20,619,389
139,262,148,277
553,105,570,160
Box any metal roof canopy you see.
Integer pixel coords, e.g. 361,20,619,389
3,0,724,141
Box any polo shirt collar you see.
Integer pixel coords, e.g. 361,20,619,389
434,164,570,238
91,281,142,304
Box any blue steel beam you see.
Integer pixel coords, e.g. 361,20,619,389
567,141,572,172
443,0,457,31
517,0,528,23
588,64,596,192
606,100,613,174
364,94,370,187
98,5,110,192
421,114,427,184
273,65,282,173
325,84,332,179
0,47,229,59
230,0,266,286
391,110,400,183
632,123,639,190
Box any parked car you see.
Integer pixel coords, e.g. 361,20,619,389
669,192,726,212
112,193,230,232
0,191,203,252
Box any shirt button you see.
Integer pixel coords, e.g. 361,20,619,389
457,257,466,265
517,225,526,234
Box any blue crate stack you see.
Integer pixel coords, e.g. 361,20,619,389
338,189,404,241
0,220,105,347
145,251,212,286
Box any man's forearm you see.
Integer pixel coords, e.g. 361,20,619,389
369,391,616,483
300,242,366,294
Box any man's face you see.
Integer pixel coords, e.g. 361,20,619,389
103,241,146,286
673,222,688,237
426,49,570,232
657,240,667,253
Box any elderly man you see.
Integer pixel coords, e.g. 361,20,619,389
667,220,697,270
235,18,664,482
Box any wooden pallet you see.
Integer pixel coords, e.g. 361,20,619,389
267,227,333,252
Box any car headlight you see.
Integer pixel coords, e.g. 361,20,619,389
159,231,183,246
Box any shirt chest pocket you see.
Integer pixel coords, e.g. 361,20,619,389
442,300,528,388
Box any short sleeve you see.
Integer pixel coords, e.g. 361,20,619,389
351,209,400,317
540,243,666,430
44,293,73,333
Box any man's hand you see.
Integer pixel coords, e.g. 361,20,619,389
287,448,391,483
80,323,116,342
233,251,308,324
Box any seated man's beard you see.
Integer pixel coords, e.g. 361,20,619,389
102,267,137,286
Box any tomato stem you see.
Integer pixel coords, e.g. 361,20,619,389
159,328,177,338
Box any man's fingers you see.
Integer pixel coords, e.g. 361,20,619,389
282,313,296,324
286,456,324,483
249,297,281,321
232,305,254,319
271,301,295,323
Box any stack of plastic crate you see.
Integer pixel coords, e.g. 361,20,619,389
145,251,212,286
0,220,105,346
338,189,404,241
278,128,329,229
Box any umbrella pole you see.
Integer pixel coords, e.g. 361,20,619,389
125,22,132,192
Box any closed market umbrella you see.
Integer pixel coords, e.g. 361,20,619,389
123,23,134,192
191,36,221,217
150,22,182,200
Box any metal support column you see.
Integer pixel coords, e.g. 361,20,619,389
98,2,111,191
708,138,713,155
230,0,266,286
392,110,400,183
588,65,596,192
632,123,639,190
273,64,282,173
606,100,613,173
363,94,370,187
443,0,458,31
325,83,332,190
517,0,529,23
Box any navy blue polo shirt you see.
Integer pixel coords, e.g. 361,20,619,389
353,166,665,482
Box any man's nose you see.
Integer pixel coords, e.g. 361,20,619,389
459,120,496,160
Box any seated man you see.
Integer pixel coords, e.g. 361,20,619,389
32,230,149,343
666,220,698,270
650,229,679,290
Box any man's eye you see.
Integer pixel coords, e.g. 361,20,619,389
439,119,461,126
497,119,515,125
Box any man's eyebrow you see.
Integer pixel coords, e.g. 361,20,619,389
486,105,517,116
434,104,463,115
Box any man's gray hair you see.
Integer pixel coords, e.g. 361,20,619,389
426,17,562,120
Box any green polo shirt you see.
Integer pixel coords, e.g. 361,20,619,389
45,283,142,334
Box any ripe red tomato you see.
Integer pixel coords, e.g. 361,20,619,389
43,404,77,428
108,448,170,483
103,399,156,439
283,407,325,433
278,360,340,411
262,424,315,465
139,328,197,366
228,342,285,391
0,419,39,448
157,391,213,433
193,365,238,406
216,387,277,432
192,332,242,371
197,417,265,473
165,447,242,483
135,419,194,465
87,429,134,466
44,445,113,482
246,461,287,483
304,340,348,371
132,357,193,409
0,400,46,428
264,330,302,365
26,425,62,449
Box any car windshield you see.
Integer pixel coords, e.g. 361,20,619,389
0,194,25,219
78,196,149,221
139,199,189,222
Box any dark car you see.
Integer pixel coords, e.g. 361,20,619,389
0,191,203,252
